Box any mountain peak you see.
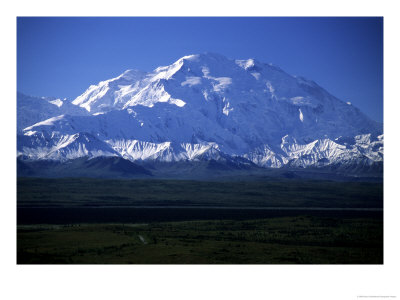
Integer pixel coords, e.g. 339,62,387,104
119,69,146,80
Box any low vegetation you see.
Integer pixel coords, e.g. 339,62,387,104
17,216,383,264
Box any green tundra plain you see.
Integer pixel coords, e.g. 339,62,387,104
17,178,383,264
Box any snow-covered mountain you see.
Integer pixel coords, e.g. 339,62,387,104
17,53,383,172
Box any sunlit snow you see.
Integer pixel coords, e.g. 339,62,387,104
299,108,304,122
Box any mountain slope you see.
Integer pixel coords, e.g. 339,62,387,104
17,92,88,132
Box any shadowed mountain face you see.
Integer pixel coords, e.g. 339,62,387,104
17,53,383,174
17,156,152,178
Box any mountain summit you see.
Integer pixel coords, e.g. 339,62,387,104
17,53,383,172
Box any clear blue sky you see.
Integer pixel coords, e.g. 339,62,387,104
17,17,383,122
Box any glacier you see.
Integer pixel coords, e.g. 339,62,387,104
17,53,383,172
